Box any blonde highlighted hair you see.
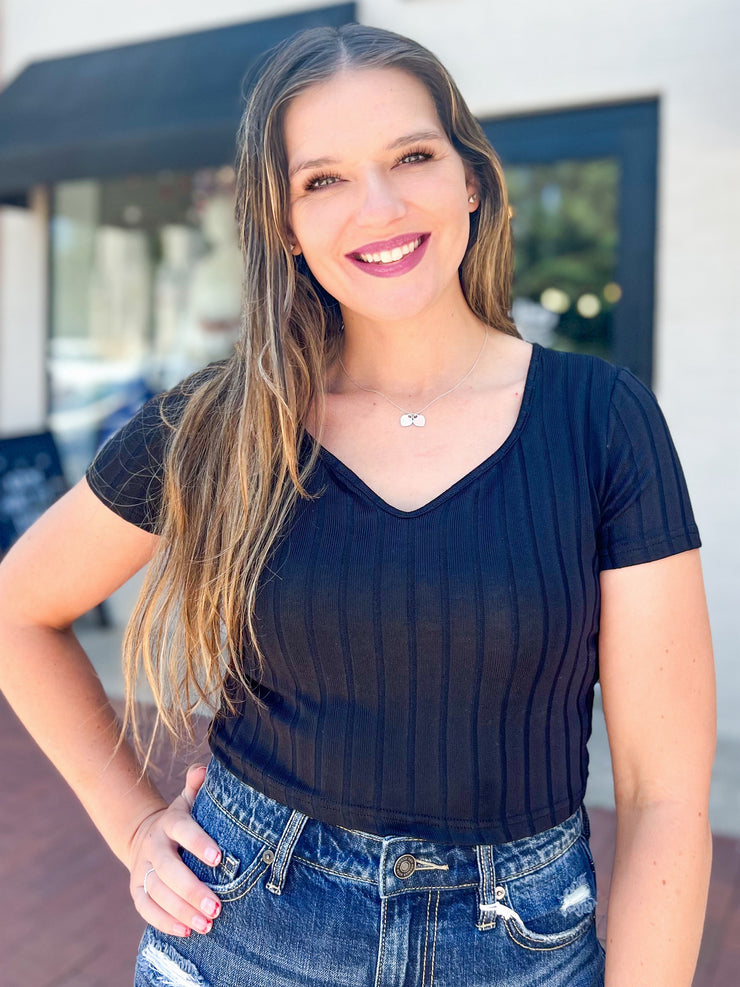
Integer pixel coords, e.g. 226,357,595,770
121,23,519,763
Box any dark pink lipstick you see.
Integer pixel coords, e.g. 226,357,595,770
345,233,430,279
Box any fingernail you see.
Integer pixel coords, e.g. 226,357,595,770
193,916,212,934
174,924,190,937
202,897,220,918
205,848,221,866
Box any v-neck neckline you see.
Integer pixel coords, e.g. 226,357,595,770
304,341,542,518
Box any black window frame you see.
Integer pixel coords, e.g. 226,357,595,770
482,98,659,384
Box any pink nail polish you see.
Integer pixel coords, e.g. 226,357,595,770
201,897,218,918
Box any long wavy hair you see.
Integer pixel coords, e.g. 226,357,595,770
121,23,519,763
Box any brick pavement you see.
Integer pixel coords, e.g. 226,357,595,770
1,693,737,986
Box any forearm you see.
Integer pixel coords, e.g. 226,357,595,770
0,619,168,867
604,801,712,986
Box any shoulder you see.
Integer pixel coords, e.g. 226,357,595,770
113,360,229,444
85,361,228,531
532,344,624,428
531,346,673,464
535,343,619,390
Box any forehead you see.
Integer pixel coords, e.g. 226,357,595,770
283,67,442,164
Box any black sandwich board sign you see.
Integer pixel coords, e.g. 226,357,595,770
0,431,67,553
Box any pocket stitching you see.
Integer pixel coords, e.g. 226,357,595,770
499,838,598,951
503,910,595,952
184,845,270,898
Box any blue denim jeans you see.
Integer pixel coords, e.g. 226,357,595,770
135,756,605,986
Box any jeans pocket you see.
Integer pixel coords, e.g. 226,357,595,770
179,784,274,902
499,834,598,951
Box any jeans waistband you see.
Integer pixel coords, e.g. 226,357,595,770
202,755,586,929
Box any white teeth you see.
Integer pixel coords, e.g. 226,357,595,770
357,236,423,264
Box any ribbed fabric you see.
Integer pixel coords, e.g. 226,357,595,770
86,344,701,844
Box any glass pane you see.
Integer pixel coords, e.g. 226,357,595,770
49,167,241,481
506,158,621,362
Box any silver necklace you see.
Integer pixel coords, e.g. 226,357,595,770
337,329,488,427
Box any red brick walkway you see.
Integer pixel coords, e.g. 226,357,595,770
1,694,737,985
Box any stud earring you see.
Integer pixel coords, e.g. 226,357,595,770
468,193,478,204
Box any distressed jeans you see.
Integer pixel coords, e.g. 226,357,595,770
135,757,605,986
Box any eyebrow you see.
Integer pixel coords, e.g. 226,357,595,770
288,130,445,180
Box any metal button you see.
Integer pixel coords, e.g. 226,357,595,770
261,848,275,864
393,854,417,879
495,885,506,900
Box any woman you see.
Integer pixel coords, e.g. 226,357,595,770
0,24,714,987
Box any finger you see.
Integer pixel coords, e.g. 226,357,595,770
133,882,194,938
139,870,216,935
148,820,222,915
151,835,222,921
181,764,208,809
164,797,221,868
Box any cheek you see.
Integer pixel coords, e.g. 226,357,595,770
291,196,347,253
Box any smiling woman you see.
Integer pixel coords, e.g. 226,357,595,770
284,68,478,321
0,22,714,987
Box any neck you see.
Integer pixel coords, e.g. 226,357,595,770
334,309,489,400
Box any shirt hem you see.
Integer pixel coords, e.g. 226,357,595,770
599,528,701,570
209,746,582,845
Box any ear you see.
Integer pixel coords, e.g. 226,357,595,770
285,223,303,256
465,169,480,212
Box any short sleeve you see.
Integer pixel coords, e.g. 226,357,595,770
598,368,701,569
85,390,185,533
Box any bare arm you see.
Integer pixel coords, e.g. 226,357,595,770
599,549,715,985
0,479,222,936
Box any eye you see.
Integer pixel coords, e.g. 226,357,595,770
304,172,341,192
396,147,435,166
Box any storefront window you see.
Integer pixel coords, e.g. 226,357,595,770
50,167,241,480
507,157,620,361
50,157,623,481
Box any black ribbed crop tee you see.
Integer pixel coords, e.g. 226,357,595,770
86,344,701,844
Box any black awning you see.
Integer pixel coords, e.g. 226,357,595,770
0,4,355,205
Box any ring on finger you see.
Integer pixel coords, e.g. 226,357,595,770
143,867,156,897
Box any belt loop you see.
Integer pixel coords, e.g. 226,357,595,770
475,844,498,930
265,809,309,895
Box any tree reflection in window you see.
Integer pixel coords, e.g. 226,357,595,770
507,158,620,361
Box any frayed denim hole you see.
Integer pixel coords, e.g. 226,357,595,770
139,941,211,987
560,872,596,917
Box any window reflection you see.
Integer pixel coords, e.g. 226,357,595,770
50,168,241,480
507,158,620,361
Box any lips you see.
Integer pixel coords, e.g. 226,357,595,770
348,232,429,262
345,233,431,278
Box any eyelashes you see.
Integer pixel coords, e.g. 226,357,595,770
302,145,435,192
304,170,341,191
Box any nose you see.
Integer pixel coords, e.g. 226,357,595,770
353,169,407,227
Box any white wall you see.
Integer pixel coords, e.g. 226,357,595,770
0,191,47,434
1,0,738,730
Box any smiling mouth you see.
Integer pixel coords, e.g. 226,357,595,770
351,235,427,265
